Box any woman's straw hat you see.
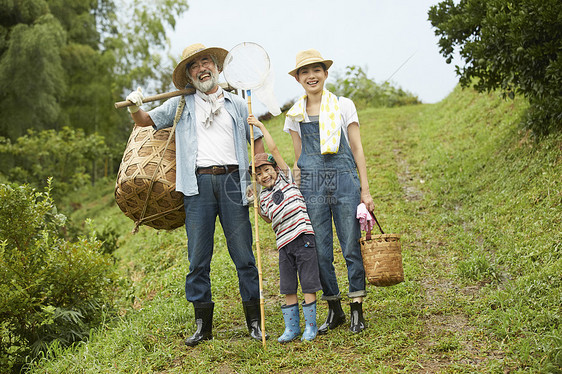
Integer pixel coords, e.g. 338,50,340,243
288,49,333,77
172,43,229,89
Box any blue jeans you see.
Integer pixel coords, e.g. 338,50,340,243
298,121,366,300
183,171,259,303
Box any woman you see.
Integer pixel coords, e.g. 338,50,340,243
284,49,375,333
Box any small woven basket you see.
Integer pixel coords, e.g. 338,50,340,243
114,125,185,230
359,212,404,286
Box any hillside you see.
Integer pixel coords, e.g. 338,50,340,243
30,86,561,373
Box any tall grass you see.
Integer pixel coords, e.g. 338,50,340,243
27,86,561,373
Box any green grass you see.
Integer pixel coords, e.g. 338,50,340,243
27,86,561,373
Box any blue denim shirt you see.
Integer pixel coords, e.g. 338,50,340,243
148,91,262,205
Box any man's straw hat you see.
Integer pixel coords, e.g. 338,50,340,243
288,49,333,77
172,43,228,89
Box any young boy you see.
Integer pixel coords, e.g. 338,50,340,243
247,114,322,343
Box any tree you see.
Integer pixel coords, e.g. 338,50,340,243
0,10,66,139
0,0,189,142
428,0,562,134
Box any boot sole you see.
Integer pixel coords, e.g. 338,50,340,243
185,335,212,347
317,318,346,335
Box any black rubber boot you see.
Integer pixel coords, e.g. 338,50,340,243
349,301,366,333
242,299,268,341
185,301,214,346
318,299,346,335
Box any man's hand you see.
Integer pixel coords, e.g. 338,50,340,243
126,87,144,113
245,184,260,204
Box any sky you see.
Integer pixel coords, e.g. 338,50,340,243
169,0,459,115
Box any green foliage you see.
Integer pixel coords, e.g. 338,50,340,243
0,127,111,200
0,182,117,372
0,0,189,146
428,0,562,134
326,65,421,109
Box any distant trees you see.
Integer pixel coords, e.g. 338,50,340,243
327,65,421,109
428,0,562,134
0,0,189,190
0,0,189,142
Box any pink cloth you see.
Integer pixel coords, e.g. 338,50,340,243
356,203,374,232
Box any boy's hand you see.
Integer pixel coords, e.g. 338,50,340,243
247,114,264,129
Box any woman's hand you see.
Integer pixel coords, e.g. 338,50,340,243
361,190,375,212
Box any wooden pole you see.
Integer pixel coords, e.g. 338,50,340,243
247,90,266,348
114,83,234,109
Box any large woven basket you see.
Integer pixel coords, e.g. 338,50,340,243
115,125,185,230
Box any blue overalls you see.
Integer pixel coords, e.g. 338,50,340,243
298,119,367,300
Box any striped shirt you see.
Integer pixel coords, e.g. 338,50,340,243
259,169,314,249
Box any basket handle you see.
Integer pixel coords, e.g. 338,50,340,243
366,211,384,240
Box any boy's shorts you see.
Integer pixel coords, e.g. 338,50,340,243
279,233,322,295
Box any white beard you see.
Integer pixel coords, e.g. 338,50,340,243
192,70,219,93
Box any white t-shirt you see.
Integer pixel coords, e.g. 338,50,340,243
194,94,238,167
283,96,359,141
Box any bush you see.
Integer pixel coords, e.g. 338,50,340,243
326,65,421,109
0,181,117,372
0,127,112,201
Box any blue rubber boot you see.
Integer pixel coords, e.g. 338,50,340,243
278,304,300,343
301,301,318,341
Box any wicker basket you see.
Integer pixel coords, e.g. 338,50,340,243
359,211,404,286
114,125,185,230
360,233,403,286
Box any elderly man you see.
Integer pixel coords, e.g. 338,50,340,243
126,43,266,346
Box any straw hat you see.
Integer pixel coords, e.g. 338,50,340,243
288,49,333,77
172,43,229,89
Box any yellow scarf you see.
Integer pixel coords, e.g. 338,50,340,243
287,89,342,154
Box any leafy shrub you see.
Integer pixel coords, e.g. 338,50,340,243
428,0,562,134
0,181,117,372
327,65,421,109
